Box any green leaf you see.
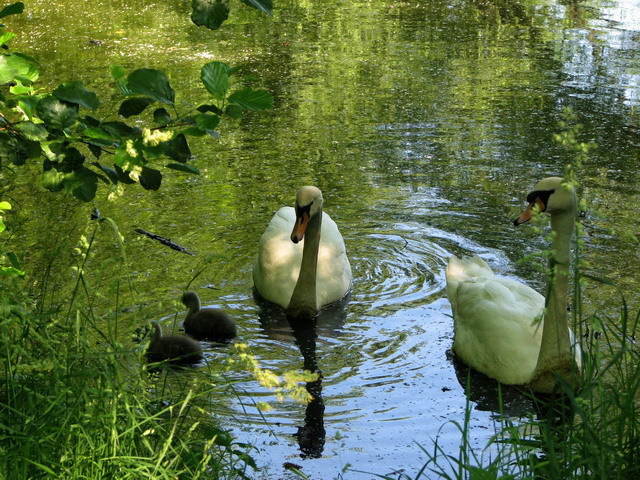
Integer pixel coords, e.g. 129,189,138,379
166,162,200,174
153,108,171,124
53,81,99,110
111,66,134,96
239,0,272,15
17,95,41,120
114,164,136,184
126,68,175,105
63,167,99,201
114,143,144,169
9,136,40,164
0,32,16,46
181,126,206,137
116,79,133,96
0,132,38,164
196,104,223,115
7,251,20,269
225,104,243,118
83,126,113,142
0,266,24,277
101,121,139,137
0,2,24,20
12,52,38,64
15,121,48,141
9,80,33,95
227,88,273,111
191,0,230,30
0,53,39,84
41,141,66,162
82,115,101,127
118,96,154,118
161,133,191,162
88,144,102,159
42,167,66,192
62,147,85,171
92,162,119,184
36,96,78,130
110,64,126,81
201,61,229,99
139,166,162,190
0,201,10,211
195,113,220,131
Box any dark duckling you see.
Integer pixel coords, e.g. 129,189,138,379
146,320,203,365
181,291,237,342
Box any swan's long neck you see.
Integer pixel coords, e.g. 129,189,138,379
531,210,575,392
287,209,322,318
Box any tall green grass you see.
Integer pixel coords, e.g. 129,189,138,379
0,219,256,479
408,290,639,480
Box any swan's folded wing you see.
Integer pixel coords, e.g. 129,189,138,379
445,255,495,314
316,212,352,305
252,207,302,307
452,278,544,385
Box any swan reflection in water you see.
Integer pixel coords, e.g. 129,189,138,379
255,293,350,458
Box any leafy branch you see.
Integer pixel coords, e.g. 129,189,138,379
0,3,273,202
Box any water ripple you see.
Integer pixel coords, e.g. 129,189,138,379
350,226,450,315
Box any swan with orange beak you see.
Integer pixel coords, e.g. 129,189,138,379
253,186,352,320
446,177,581,393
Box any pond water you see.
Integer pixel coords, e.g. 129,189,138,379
6,0,640,478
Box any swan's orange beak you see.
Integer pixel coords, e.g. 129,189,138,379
291,211,310,244
514,197,545,226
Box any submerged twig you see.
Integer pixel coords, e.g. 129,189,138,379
135,228,195,255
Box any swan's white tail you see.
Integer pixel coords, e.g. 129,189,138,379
445,255,494,304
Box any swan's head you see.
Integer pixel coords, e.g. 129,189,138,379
514,177,576,225
291,186,324,244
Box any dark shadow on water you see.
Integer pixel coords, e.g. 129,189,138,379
254,291,351,459
253,290,351,339
448,349,538,417
449,348,578,431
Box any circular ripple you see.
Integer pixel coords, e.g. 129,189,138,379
349,225,450,314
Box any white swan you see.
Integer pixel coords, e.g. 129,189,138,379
446,177,582,393
253,186,352,319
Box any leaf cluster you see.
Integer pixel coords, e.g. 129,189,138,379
0,3,273,202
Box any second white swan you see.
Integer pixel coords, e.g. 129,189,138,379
253,186,352,319
446,177,582,393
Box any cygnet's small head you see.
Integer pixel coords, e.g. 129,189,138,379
181,291,200,307
514,177,576,226
291,186,324,244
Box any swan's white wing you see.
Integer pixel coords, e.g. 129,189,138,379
447,256,545,385
445,255,494,315
253,207,301,308
316,212,352,306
